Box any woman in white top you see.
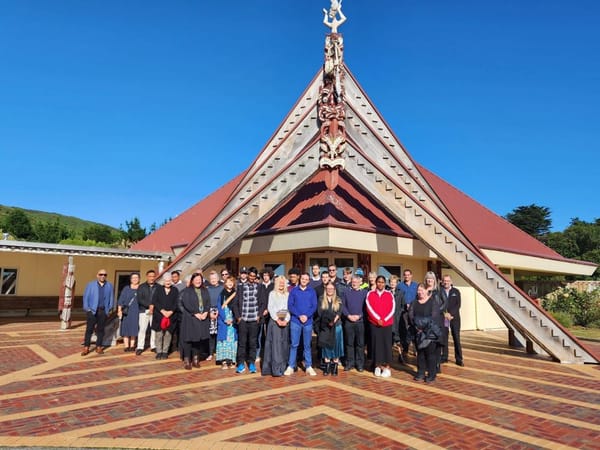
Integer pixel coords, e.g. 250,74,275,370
261,276,291,377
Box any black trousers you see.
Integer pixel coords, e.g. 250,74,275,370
181,339,208,360
343,320,365,370
417,341,439,378
399,310,410,352
83,307,107,347
237,320,259,364
442,318,463,363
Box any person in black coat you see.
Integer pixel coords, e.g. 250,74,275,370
151,274,179,360
179,273,211,370
440,275,464,366
409,283,443,383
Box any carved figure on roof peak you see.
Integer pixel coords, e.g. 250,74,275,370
323,0,346,34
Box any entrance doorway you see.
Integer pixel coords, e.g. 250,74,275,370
307,253,356,280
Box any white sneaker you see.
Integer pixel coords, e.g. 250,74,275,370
306,366,317,376
381,368,391,378
374,367,382,377
284,366,294,376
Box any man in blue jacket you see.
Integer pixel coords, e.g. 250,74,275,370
81,269,114,355
285,273,318,376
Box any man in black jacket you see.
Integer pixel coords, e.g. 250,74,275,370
440,274,464,366
135,269,159,355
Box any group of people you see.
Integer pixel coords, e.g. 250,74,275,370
81,264,463,383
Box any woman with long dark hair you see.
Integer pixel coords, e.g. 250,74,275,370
179,273,211,370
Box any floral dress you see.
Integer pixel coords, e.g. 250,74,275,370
216,290,237,363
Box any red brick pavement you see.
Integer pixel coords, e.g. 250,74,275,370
0,318,599,449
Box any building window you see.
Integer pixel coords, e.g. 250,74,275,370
1,268,17,295
378,265,402,280
264,263,286,277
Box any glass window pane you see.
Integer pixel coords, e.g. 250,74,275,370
1,268,17,295
265,263,285,277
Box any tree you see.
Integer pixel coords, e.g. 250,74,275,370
82,224,118,244
34,219,71,243
3,209,34,240
121,217,146,245
506,204,552,239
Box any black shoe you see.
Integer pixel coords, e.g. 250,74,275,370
323,362,330,376
331,362,339,376
425,376,436,383
414,374,425,381
456,360,464,367
135,349,143,356
356,367,364,372
344,365,352,372
151,348,157,353
398,353,406,365
440,358,448,364
436,365,442,374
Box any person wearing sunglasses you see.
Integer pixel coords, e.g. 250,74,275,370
81,270,114,356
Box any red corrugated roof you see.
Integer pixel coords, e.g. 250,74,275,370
416,164,565,260
136,163,583,265
132,172,247,253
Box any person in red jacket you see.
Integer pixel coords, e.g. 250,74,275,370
366,275,396,377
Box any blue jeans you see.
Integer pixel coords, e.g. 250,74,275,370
288,320,313,369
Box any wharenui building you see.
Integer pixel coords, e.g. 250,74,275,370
133,2,598,364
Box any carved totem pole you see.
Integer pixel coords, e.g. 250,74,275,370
319,0,347,189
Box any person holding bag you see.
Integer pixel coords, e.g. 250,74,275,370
117,273,140,352
151,274,178,360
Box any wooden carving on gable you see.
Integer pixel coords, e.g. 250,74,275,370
319,0,347,179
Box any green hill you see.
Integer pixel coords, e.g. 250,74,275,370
0,204,119,234
0,205,122,245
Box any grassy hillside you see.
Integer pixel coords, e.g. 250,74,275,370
0,204,120,235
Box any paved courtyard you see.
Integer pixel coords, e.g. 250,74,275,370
0,318,599,450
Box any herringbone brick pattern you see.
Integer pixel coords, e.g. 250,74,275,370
0,318,599,449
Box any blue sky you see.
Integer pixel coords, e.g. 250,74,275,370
1,0,598,233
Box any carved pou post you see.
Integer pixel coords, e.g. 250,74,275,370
319,1,347,189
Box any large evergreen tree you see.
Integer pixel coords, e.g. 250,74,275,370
506,204,552,239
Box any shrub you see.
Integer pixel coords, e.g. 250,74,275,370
542,287,600,327
549,311,573,328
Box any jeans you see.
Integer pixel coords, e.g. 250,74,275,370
288,320,313,369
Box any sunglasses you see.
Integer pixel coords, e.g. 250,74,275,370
98,273,107,276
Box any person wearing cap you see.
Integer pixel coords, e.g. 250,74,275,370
284,272,318,376
355,268,368,290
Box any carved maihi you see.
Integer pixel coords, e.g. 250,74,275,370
318,31,346,174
